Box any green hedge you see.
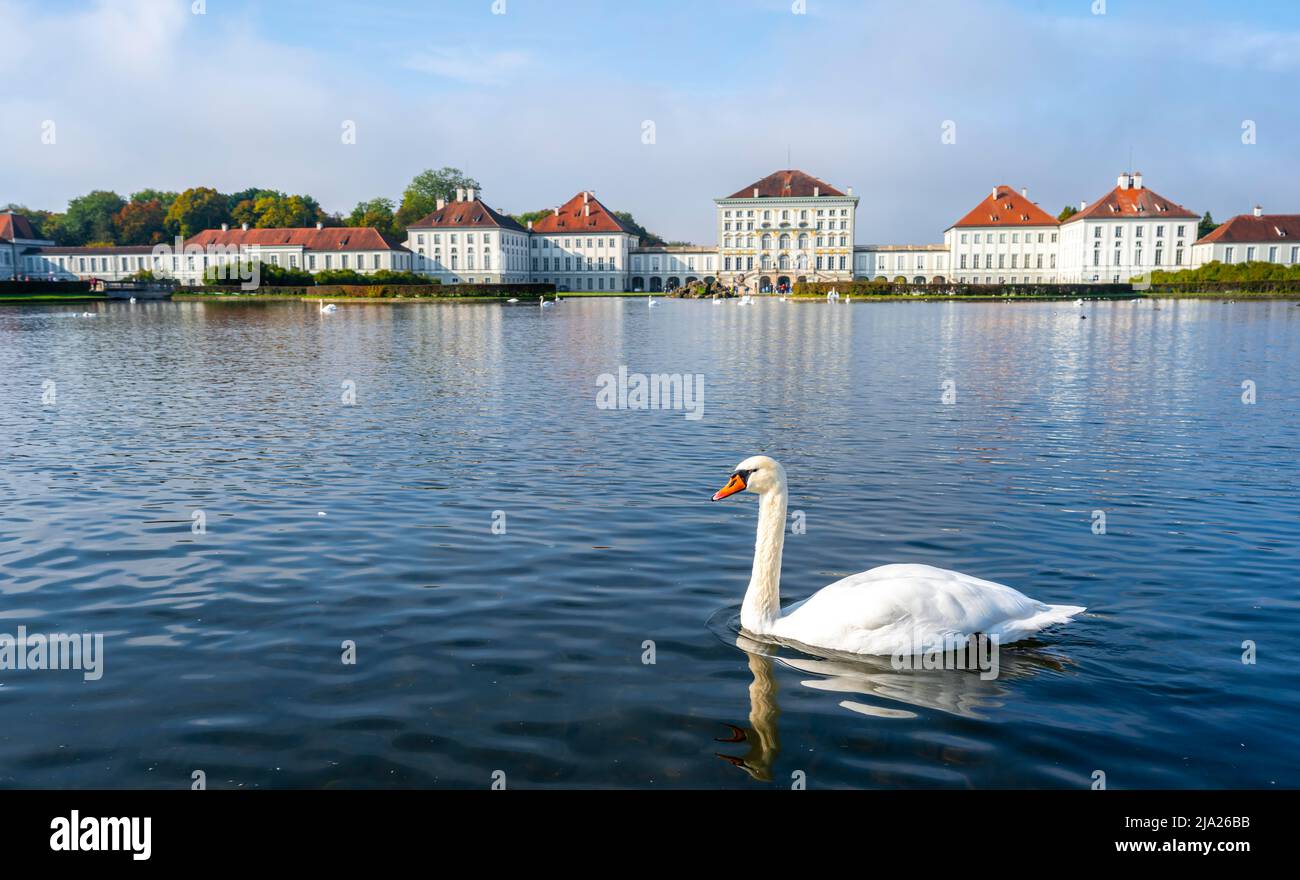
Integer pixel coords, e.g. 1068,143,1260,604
1146,280,1300,293
0,279,93,294
1148,261,1300,284
198,282,555,299
792,280,1135,298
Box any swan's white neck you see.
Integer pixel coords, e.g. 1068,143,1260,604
741,486,787,634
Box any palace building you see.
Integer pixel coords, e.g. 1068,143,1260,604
1057,172,1199,283
405,188,530,284
527,191,639,292
714,169,858,293
944,185,1060,284
1190,206,1300,268
6,167,1289,290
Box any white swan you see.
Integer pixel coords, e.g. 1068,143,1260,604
648,295,658,308
711,456,1085,656
320,303,337,313
540,296,553,309
507,298,519,303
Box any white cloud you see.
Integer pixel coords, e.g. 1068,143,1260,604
0,0,1296,244
404,49,534,86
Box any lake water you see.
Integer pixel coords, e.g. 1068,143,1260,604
1,297,1297,789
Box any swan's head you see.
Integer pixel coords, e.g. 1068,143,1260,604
712,455,785,501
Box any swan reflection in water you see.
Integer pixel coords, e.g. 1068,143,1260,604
715,634,1073,782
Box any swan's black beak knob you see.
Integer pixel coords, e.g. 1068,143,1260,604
712,473,746,501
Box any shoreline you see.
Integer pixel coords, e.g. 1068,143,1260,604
5,290,1300,305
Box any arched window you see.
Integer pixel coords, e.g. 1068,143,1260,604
779,234,791,250
778,254,790,270
761,234,772,250
798,233,809,250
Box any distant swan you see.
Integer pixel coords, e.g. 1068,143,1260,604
711,456,1085,656
507,298,519,303
648,295,658,308
320,303,337,313
540,296,553,308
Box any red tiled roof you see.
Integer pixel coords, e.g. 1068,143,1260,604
530,191,636,235
949,185,1059,229
408,198,527,232
183,226,408,252
1195,213,1300,245
1065,179,1197,223
0,212,40,241
726,169,845,199
35,245,157,255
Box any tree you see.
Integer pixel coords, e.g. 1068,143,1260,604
114,199,168,245
165,187,231,238
130,189,178,212
510,209,553,228
227,191,325,229
1,204,56,240
395,167,481,228
252,193,324,228
64,190,126,245
1198,211,1219,239
613,211,665,246
1058,205,1078,222
347,197,398,237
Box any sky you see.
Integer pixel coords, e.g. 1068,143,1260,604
2,0,1299,244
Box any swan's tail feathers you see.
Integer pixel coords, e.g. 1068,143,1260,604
1032,604,1086,627
997,603,1085,645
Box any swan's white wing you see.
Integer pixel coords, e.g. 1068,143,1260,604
771,563,1084,656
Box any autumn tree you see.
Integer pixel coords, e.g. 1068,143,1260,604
165,187,231,238
114,199,168,245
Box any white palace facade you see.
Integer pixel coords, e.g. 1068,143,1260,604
7,167,1297,289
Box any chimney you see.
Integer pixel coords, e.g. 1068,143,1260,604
992,187,999,199
583,191,589,205
241,222,249,231
1133,172,1143,189
527,220,533,230
1079,200,1087,211
584,204,590,217
753,188,759,198
316,221,323,230
813,186,819,197
553,206,560,215
1253,204,1263,217
221,223,229,232
847,186,853,196
436,197,445,211
467,188,476,201
1021,187,1028,198
456,188,465,202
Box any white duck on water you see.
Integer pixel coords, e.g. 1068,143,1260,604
712,456,1085,656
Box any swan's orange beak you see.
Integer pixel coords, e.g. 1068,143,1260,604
712,473,747,501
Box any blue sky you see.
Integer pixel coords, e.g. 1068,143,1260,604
4,0,1299,243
